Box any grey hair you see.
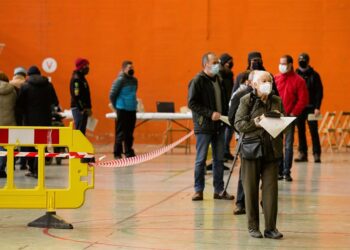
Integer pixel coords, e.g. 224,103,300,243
202,52,215,67
252,70,272,83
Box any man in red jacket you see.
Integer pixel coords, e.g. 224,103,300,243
274,55,309,181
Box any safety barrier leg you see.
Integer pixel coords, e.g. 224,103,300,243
28,145,73,229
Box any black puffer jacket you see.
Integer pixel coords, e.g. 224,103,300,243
188,71,228,134
17,75,59,126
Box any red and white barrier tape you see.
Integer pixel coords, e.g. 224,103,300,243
0,151,94,159
0,130,194,168
91,130,194,168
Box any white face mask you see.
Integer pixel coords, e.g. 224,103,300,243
211,64,220,75
259,82,272,95
279,64,288,74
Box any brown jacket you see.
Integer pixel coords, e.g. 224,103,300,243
0,80,17,126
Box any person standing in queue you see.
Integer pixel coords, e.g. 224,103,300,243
70,58,92,135
235,70,284,239
109,60,138,159
188,52,234,201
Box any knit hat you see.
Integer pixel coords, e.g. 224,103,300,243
75,58,89,71
219,53,233,65
27,65,41,76
14,67,27,76
299,53,310,62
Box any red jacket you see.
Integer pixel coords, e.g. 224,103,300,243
274,71,309,116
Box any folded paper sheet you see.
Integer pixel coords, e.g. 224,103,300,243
87,116,98,132
259,116,296,138
220,115,231,126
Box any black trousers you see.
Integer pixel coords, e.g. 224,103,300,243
296,107,321,155
114,109,137,157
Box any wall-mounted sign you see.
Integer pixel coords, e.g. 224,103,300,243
42,57,57,73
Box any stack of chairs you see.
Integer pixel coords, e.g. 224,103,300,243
319,111,350,151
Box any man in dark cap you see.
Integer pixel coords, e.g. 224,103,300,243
295,53,323,163
70,58,92,135
233,51,265,93
218,53,235,161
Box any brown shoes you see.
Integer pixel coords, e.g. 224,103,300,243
192,192,203,201
192,191,235,201
213,191,235,200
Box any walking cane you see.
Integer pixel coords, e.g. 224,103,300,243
223,133,244,194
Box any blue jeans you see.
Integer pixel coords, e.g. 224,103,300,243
279,124,295,176
0,146,6,172
72,107,88,135
194,131,225,193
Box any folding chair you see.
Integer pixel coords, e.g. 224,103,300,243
336,111,350,150
319,111,338,152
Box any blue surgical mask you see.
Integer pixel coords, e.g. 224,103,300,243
279,64,288,74
211,64,220,75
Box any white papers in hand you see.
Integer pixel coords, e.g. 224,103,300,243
87,116,98,132
220,115,231,126
308,114,323,121
259,116,296,138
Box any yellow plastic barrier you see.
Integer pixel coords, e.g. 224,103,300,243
0,123,94,229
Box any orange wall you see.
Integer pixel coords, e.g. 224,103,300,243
0,0,349,143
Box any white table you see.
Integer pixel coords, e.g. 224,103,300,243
105,112,192,129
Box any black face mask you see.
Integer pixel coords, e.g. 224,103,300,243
228,61,233,69
298,61,308,69
82,67,90,75
128,69,135,76
251,61,263,70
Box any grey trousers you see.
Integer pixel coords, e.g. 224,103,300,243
241,158,278,231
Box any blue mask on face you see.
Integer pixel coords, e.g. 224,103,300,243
211,64,220,75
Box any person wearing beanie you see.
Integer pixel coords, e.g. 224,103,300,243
295,53,323,163
70,58,92,135
0,72,17,178
218,53,235,162
16,65,59,178
10,66,27,92
233,51,265,93
27,65,41,76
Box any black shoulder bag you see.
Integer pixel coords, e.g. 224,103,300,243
240,95,263,160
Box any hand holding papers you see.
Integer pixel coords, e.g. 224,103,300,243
308,114,323,121
220,115,231,126
259,116,296,138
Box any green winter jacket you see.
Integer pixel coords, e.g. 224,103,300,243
235,92,285,161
